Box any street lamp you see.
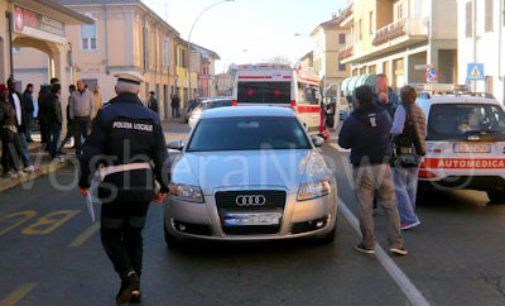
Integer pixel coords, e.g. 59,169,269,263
187,0,235,100
222,48,247,74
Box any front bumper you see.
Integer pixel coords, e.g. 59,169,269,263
163,187,337,241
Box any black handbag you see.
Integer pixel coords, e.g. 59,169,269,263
392,105,420,168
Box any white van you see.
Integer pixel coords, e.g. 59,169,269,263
232,63,327,137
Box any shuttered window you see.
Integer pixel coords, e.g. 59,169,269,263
465,2,472,38
81,13,97,51
485,0,493,32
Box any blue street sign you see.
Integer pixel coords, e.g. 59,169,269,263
425,68,438,81
467,63,484,81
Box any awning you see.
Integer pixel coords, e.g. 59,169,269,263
348,76,360,91
341,76,352,92
357,74,376,89
342,74,376,92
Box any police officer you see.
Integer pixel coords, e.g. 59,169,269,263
78,72,170,305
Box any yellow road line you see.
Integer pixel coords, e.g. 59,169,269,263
0,283,37,306
68,222,101,247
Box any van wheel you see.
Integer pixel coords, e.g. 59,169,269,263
487,191,505,205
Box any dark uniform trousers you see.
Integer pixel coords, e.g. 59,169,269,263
100,200,150,279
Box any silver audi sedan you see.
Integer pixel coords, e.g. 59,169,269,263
164,106,337,244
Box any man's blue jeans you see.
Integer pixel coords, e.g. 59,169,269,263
392,166,420,224
17,132,32,168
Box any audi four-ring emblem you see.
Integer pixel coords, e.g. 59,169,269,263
235,195,267,206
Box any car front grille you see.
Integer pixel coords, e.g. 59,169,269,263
215,190,286,235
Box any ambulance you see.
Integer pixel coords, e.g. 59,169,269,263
416,85,505,204
232,63,328,138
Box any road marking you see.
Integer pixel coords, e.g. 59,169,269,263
0,283,37,306
329,143,350,153
338,197,430,306
0,211,37,236
21,210,80,235
68,222,101,247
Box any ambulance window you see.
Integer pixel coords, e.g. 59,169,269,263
237,81,291,103
427,104,505,140
297,83,319,105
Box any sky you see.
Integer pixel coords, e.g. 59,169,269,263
144,0,349,73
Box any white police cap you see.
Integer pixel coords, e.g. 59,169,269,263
114,71,144,85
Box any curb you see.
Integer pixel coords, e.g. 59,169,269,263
0,159,70,193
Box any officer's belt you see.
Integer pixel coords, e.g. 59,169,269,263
99,162,151,180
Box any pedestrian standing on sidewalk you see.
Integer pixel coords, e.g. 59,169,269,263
146,91,159,114
69,80,94,156
92,85,103,119
57,85,75,154
391,85,426,231
171,93,180,118
22,83,35,142
78,72,170,305
0,84,25,178
7,77,35,173
373,74,399,120
39,78,59,150
46,84,63,160
338,85,407,256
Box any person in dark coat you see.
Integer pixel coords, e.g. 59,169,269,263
0,84,24,178
171,93,180,118
46,84,63,159
146,91,159,114
373,74,399,120
22,83,35,142
38,78,59,149
78,72,170,304
57,85,75,154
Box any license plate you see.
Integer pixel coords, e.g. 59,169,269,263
224,212,282,226
453,143,491,153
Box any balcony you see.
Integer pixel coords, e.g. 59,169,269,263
372,17,428,47
338,46,353,61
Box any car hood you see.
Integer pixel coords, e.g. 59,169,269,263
171,150,331,195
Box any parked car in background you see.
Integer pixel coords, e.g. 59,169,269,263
188,96,233,128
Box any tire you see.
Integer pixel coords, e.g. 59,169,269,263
487,191,505,205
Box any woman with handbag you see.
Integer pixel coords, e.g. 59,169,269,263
391,86,427,230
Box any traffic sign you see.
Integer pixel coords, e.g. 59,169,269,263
467,63,484,81
425,68,438,81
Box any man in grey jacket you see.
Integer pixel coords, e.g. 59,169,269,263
69,80,94,155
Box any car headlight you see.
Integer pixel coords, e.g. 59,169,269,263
297,179,332,201
170,183,204,203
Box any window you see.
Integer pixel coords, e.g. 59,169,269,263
338,60,346,72
358,19,362,40
187,117,311,152
82,79,97,90
81,14,97,51
485,76,494,95
297,83,320,105
180,49,187,68
162,37,171,67
339,34,345,44
12,47,21,53
237,81,291,104
485,0,493,32
466,1,472,38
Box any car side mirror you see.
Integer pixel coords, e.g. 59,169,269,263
311,136,325,148
167,139,184,150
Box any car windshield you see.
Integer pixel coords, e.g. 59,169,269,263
201,100,232,110
427,103,505,140
187,117,311,152
237,81,291,104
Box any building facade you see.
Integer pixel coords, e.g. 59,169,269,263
340,0,458,91
457,0,505,102
14,0,179,120
311,15,351,89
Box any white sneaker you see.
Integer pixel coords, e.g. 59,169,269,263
24,165,35,173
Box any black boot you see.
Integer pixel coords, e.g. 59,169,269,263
116,271,140,305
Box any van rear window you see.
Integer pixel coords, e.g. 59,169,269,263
237,81,291,104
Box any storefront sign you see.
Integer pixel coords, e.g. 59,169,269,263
14,5,65,37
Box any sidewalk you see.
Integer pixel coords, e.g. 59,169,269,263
0,140,71,193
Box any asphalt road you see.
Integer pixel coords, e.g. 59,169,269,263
1,125,505,306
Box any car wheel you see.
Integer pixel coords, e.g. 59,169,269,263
487,191,505,205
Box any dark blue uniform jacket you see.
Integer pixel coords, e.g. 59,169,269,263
338,104,392,167
79,93,170,202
